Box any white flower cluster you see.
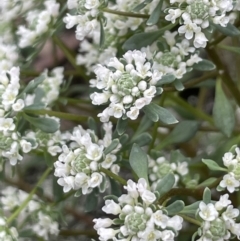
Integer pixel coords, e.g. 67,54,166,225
38,67,64,105
90,50,162,122
218,147,240,193
63,0,105,40
148,155,189,189
54,122,121,194
77,38,117,74
145,31,202,79
0,38,18,72
1,186,59,240
93,178,183,241
17,0,60,48
0,217,18,241
197,194,240,240
0,67,36,167
165,0,235,48
25,128,67,157
104,0,159,37
0,0,34,24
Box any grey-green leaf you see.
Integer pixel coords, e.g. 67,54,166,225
213,79,235,137
123,30,162,50
202,159,228,172
24,114,59,133
166,200,185,215
214,23,240,37
203,187,211,204
217,45,240,55
158,121,199,149
116,118,128,135
104,139,120,155
129,144,149,182
193,59,216,71
130,132,152,147
146,0,163,25
155,173,175,197
180,201,201,216
156,74,175,86
133,0,153,11
21,75,45,95
197,178,218,188
142,103,178,124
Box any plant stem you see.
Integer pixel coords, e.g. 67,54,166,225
102,8,149,18
60,229,97,237
163,71,217,92
178,214,201,226
100,167,127,186
7,168,52,225
24,109,96,122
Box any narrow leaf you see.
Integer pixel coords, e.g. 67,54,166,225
146,0,163,25
193,59,216,71
104,139,120,155
217,45,240,55
133,0,153,12
213,79,235,137
24,114,59,133
158,121,199,149
180,201,201,216
129,144,149,182
130,132,152,147
123,30,162,50
156,74,175,86
21,75,45,95
165,200,185,215
99,18,105,47
202,159,228,172
203,187,211,204
85,191,98,212
214,23,240,37
155,173,175,197
116,118,128,135
197,178,218,188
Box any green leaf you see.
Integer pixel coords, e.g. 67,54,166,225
158,121,199,149
110,178,122,197
217,45,240,55
99,18,105,47
203,187,211,204
23,114,59,133
213,79,235,137
134,115,153,136
165,200,185,215
142,103,178,124
23,102,45,110
104,139,120,155
214,23,240,37
88,117,98,135
130,132,152,147
116,118,128,135
123,30,162,50
202,159,228,172
173,79,184,91
197,178,218,188
146,0,163,25
129,144,149,182
133,0,153,12
192,59,216,71
156,74,175,86
180,201,201,216
20,75,45,95
155,173,175,197
85,190,98,212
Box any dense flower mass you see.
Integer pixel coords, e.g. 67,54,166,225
90,50,163,121
93,178,183,241
218,147,240,193
17,0,60,48
1,187,59,240
165,0,236,48
196,194,240,240
0,217,18,241
148,153,189,189
54,122,121,194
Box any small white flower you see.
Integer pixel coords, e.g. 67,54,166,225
220,174,240,193
152,210,169,228
12,99,25,111
215,194,231,211
93,218,113,229
88,172,103,188
199,202,218,221
102,200,121,215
